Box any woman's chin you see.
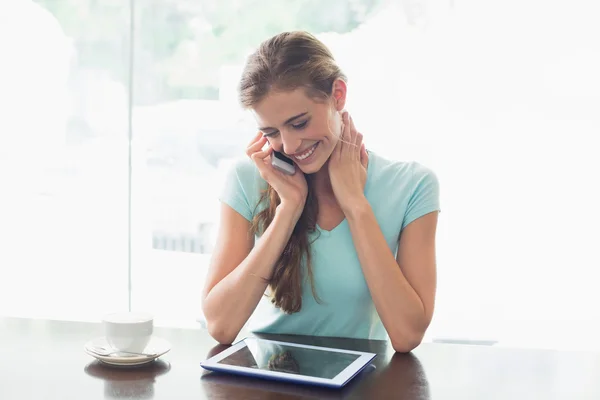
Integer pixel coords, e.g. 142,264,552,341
297,159,325,175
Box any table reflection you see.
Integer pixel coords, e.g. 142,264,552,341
84,359,171,399
362,352,431,399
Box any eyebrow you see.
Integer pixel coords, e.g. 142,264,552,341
259,112,308,131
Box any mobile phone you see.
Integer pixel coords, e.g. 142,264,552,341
271,151,296,175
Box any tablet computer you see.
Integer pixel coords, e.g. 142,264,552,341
200,337,377,388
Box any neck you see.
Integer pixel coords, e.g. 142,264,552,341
311,159,335,200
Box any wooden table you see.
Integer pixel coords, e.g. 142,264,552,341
1,317,599,399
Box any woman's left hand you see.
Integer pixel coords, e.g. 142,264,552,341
328,111,369,214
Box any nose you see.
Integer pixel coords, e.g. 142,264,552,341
280,133,303,156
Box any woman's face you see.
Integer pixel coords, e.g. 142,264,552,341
252,85,346,175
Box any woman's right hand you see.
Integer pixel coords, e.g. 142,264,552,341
246,132,308,214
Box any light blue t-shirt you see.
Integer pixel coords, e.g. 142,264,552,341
219,150,440,341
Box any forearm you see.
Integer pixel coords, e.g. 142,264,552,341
345,199,429,351
203,205,301,343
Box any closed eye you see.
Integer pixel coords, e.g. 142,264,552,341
262,130,279,138
261,119,308,137
291,120,308,130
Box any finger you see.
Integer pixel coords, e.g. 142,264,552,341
264,144,274,157
246,136,268,157
338,112,350,157
332,123,343,161
247,131,264,148
249,144,273,162
246,137,267,154
348,113,358,145
353,132,363,160
360,142,369,168
342,111,350,140
349,116,363,160
349,114,364,160
251,149,273,181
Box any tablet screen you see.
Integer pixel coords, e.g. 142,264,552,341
217,338,361,379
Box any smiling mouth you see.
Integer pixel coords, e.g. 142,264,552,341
291,143,319,161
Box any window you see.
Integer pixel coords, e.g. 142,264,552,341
2,0,599,350
0,0,131,319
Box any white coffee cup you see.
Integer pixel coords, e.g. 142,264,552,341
102,312,154,353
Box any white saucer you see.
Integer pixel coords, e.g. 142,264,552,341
84,336,171,366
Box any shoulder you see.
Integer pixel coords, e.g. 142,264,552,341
407,161,439,192
219,157,266,220
222,156,260,180
367,151,439,192
366,151,440,229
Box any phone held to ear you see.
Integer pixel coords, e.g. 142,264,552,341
271,151,296,175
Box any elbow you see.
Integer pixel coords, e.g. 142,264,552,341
205,319,237,345
202,302,238,345
391,340,421,353
390,331,425,353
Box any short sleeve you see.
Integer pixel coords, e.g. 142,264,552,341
218,158,263,222
401,163,441,230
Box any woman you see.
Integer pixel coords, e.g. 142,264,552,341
201,31,440,353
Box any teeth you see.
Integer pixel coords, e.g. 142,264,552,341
294,143,317,160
